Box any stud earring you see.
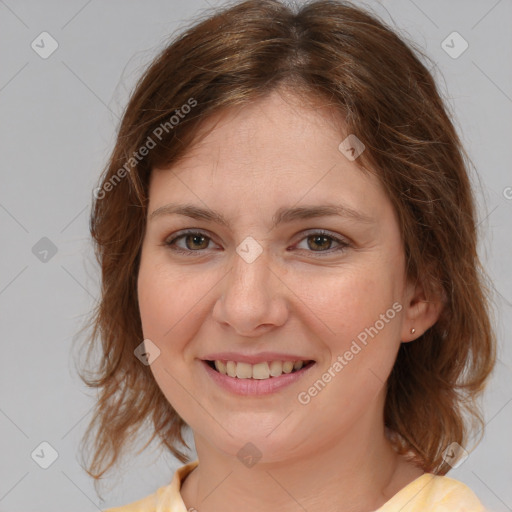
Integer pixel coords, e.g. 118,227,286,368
411,328,416,334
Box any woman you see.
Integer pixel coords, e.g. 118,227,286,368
78,1,496,510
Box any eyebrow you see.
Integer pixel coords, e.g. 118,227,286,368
148,202,375,229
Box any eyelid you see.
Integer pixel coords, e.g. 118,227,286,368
162,229,222,257
293,229,351,254
163,228,351,256
163,228,218,246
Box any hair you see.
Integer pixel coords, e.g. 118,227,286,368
75,0,496,493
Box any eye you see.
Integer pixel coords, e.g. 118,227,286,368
294,230,350,255
164,229,350,257
164,230,216,255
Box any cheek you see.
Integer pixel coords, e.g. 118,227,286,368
138,264,167,337
137,259,201,415
296,266,400,339
137,256,217,357
137,258,188,344
298,265,404,388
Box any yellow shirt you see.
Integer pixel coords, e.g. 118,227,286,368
104,459,486,512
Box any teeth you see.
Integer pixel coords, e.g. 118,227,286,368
226,360,237,378
214,360,226,374
211,359,310,379
269,360,283,377
236,362,252,379
282,361,294,373
252,362,270,379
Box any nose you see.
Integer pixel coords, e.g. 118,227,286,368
211,245,289,336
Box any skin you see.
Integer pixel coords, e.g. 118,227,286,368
137,87,442,512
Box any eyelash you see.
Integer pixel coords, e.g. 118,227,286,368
163,229,350,257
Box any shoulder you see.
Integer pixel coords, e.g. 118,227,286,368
102,460,199,512
425,474,486,511
102,486,164,512
378,473,486,512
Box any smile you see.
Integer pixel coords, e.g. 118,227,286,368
201,359,316,396
206,359,313,379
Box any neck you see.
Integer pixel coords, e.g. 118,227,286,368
180,393,423,512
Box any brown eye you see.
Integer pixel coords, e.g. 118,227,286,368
183,233,210,250
295,230,350,256
164,230,215,254
307,234,333,251
164,229,349,257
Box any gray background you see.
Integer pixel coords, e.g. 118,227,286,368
0,0,511,510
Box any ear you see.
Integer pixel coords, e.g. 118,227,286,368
400,277,444,343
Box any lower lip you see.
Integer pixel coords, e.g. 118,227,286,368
201,360,316,396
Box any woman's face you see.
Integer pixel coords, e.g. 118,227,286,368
137,89,416,462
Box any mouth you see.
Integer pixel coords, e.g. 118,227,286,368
204,359,316,380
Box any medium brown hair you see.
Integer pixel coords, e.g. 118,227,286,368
76,0,496,491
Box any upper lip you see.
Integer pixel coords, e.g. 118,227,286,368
201,352,314,365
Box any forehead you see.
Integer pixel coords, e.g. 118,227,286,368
148,89,388,221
